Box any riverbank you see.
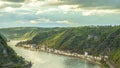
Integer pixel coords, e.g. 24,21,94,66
7,40,101,68
1,61,32,68
13,40,103,65
7,40,32,68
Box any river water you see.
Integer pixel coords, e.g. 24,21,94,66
8,41,101,68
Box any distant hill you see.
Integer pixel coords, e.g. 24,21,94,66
0,27,64,40
0,27,39,40
0,26,120,67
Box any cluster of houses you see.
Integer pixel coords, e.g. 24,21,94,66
19,44,102,62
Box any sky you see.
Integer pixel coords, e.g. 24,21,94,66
0,0,120,28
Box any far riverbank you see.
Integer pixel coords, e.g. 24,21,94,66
13,40,103,66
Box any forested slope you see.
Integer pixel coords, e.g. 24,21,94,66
0,26,120,67
0,33,31,68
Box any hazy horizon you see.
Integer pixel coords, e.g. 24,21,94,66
0,24,120,29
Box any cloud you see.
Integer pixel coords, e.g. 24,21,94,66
58,5,79,12
35,5,80,15
0,1,22,10
56,20,80,27
3,7,15,12
42,0,64,6
36,8,60,15
0,0,120,15
29,18,73,25
62,0,120,10
1,0,120,10
37,18,72,25
82,9,120,16
35,6,120,16
22,0,44,8
0,0,120,28
22,0,64,8
30,20,38,24
29,18,51,24
1,0,25,3
56,20,72,24
38,18,50,22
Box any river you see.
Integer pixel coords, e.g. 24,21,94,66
8,41,101,68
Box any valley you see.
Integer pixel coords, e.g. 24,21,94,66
0,26,120,68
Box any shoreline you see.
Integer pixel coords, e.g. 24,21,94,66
18,46,103,67
8,40,103,68
15,43,102,65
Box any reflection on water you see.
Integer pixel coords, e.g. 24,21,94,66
9,43,100,68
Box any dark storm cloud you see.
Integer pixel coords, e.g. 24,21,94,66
2,0,25,3
1,0,120,9
62,0,120,9
0,3,22,9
